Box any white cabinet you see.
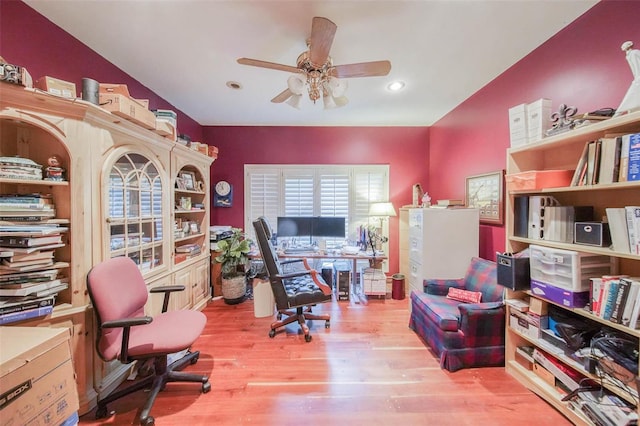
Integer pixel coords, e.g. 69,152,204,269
407,208,479,300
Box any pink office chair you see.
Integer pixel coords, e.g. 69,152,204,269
87,256,210,426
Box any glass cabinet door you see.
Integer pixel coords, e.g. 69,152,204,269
107,153,164,271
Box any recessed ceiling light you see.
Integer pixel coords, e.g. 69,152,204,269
226,81,242,90
387,81,405,92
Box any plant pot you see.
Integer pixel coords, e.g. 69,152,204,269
221,275,246,305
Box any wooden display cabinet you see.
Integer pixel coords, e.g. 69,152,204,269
0,84,216,414
504,110,640,423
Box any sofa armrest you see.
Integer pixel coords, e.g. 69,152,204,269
458,302,505,347
424,278,465,296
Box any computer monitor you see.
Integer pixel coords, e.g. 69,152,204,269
276,217,313,237
313,217,346,238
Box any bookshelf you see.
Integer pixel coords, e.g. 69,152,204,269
504,110,640,423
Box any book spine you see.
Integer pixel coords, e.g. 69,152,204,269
0,296,55,316
621,280,640,326
0,305,53,325
627,133,640,181
610,278,631,323
625,206,640,255
0,237,30,247
601,280,620,320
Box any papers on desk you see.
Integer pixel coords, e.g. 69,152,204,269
341,246,360,255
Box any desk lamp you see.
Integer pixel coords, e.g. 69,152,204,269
368,202,397,253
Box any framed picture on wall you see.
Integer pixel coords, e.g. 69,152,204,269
465,170,504,225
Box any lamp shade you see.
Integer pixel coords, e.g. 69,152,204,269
369,202,397,217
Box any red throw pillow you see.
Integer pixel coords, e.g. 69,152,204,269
446,287,482,304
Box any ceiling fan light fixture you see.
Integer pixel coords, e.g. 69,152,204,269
387,80,405,92
286,93,302,109
287,74,306,95
327,76,348,98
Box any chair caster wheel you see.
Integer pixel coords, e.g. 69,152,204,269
325,320,330,328
202,381,211,393
190,355,199,365
305,334,312,342
95,405,108,419
140,415,155,426
269,329,276,338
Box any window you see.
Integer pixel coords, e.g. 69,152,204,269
244,164,389,245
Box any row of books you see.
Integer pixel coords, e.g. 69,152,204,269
571,132,640,186
0,156,43,181
606,206,640,255
589,275,640,328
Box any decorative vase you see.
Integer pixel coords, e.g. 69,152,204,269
221,275,246,305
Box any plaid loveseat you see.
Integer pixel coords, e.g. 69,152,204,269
408,257,505,372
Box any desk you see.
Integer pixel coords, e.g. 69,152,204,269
277,251,387,303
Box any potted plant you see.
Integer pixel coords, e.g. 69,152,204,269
214,228,252,304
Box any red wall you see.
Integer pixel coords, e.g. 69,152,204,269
0,0,203,141
204,126,430,274
429,0,640,260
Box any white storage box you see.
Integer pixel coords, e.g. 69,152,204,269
527,98,553,143
361,267,386,295
509,103,528,147
529,244,613,292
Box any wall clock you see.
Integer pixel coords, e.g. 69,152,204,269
214,180,233,207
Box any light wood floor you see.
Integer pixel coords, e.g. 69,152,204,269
79,295,571,425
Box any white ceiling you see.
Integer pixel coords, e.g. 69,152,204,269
24,0,598,127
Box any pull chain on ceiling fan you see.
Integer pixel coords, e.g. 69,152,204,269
237,16,392,109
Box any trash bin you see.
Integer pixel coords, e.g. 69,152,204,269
391,273,405,300
252,277,275,318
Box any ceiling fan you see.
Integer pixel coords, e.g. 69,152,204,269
237,16,392,109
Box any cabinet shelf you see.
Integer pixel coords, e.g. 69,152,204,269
508,322,638,403
509,110,640,155
506,360,591,425
174,233,206,243
509,180,640,195
0,177,69,186
175,209,206,214
509,236,640,261
175,189,205,196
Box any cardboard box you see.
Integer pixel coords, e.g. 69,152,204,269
533,362,556,387
509,309,547,339
508,103,528,147
0,327,79,426
35,76,77,98
361,267,386,295
529,297,549,316
99,93,157,129
505,170,574,191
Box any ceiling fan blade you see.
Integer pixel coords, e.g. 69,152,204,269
271,88,294,103
331,60,392,78
308,17,337,67
237,58,300,73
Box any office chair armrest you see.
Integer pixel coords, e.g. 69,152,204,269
102,316,153,363
150,285,186,313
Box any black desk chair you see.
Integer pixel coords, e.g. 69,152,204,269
253,217,332,342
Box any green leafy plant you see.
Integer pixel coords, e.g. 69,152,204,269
214,228,252,278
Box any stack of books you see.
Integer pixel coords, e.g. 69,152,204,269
0,208,68,324
0,156,43,181
0,193,56,221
